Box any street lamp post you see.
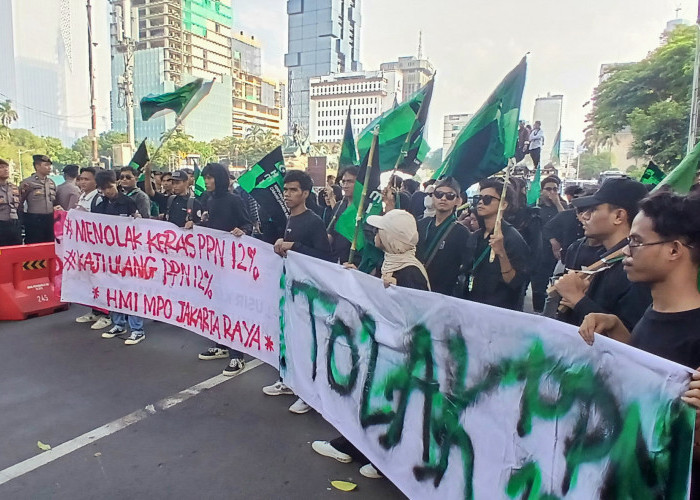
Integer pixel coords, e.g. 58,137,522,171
100,155,112,169
17,149,28,179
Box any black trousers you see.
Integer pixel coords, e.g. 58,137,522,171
0,220,22,246
24,213,54,244
531,252,557,313
528,147,541,167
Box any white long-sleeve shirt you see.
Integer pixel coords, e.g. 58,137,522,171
528,128,545,150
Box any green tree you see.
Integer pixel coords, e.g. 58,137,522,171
577,151,613,180
72,131,128,162
0,100,19,128
585,25,695,169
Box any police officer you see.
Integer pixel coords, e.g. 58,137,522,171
20,154,60,244
0,159,21,246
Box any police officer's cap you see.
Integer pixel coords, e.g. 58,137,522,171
32,154,52,164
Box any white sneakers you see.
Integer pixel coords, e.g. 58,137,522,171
75,312,99,323
91,316,112,330
288,397,310,414
262,381,294,396
311,441,352,463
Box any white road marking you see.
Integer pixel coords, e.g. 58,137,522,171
0,359,262,486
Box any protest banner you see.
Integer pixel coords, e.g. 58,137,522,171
60,210,282,367
53,209,68,300
281,252,694,500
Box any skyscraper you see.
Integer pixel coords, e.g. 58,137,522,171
0,0,111,145
532,93,563,164
380,56,434,101
110,0,235,143
284,0,362,137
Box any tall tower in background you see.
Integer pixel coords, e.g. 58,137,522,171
284,0,362,137
110,0,235,143
0,0,111,145
532,93,563,165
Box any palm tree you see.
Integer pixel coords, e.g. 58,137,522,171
0,100,18,128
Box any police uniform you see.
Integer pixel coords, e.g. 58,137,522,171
0,180,21,246
20,155,57,244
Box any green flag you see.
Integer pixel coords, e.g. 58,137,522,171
434,57,527,191
339,106,358,169
640,161,666,186
652,141,700,194
394,78,435,175
335,132,381,251
193,161,206,197
238,146,289,231
526,164,541,205
140,78,214,122
550,127,561,165
356,79,434,173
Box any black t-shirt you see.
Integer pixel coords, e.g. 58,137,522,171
544,209,584,262
166,195,203,228
203,192,252,234
630,306,700,369
93,194,137,217
466,221,531,310
285,209,333,261
416,216,471,296
563,238,604,271
393,265,429,291
150,191,169,215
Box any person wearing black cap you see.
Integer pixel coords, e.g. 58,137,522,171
0,159,21,246
554,177,651,330
164,169,202,228
19,154,60,243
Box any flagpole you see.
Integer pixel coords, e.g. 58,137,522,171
489,162,511,263
348,126,379,264
151,117,182,166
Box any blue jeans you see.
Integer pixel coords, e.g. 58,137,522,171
216,343,243,361
111,312,144,333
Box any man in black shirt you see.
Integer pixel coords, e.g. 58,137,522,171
264,170,332,414
195,163,253,376
165,170,202,228
416,177,470,296
531,175,566,312
466,178,530,310
578,191,700,497
93,170,146,345
555,178,651,330
273,170,333,262
327,166,358,264
143,162,170,215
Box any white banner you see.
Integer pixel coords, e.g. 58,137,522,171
282,252,694,499
61,211,282,367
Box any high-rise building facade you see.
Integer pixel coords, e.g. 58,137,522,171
284,0,362,137
442,113,472,159
532,93,563,165
232,32,285,138
110,0,235,143
308,70,401,143
380,56,434,101
0,0,111,146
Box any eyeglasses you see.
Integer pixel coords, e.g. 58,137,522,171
433,191,457,200
472,194,500,206
543,187,558,192
626,237,694,254
120,175,134,180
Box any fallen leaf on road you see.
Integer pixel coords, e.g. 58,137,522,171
331,480,357,492
94,452,102,457
37,441,51,451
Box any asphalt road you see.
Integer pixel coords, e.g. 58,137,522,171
0,306,405,499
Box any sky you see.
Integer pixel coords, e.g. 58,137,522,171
234,0,697,150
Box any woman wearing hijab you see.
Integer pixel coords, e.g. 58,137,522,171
310,210,430,479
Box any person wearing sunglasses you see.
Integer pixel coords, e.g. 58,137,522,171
118,166,150,219
554,178,650,331
465,178,530,310
578,192,700,495
530,175,565,312
416,177,471,296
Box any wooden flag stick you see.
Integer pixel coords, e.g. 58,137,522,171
489,163,511,263
348,126,379,264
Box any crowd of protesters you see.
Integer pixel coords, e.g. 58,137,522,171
5,150,700,488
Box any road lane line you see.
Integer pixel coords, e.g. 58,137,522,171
0,359,263,486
